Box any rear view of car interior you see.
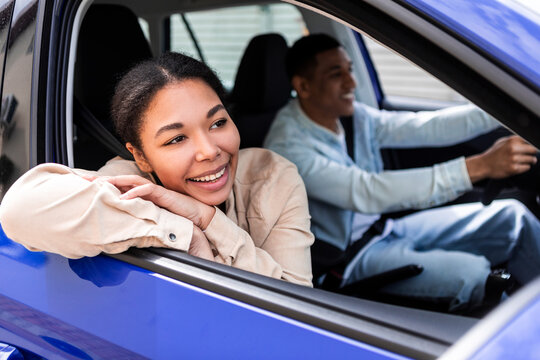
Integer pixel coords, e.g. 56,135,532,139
45,0,540,358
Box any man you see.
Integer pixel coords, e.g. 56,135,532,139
264,33,540,312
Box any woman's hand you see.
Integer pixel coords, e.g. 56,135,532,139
100,175,215,230
189,225,214,261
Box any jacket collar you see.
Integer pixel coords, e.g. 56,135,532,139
291,99,343,146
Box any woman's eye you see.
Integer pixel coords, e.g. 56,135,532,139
210,119,227,129
167,135,186,145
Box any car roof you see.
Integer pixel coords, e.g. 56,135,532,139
403,0,540,92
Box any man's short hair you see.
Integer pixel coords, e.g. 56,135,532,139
285,33,342,80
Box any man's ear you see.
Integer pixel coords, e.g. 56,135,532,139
291,75,311,100
126,142,153,173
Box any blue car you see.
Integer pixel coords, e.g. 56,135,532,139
1,0,540,359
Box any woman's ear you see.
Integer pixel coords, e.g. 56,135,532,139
291,75,310,99
126,142,153,173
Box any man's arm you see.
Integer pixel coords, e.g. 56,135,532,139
371,104,500,148
277,146,472,214
270,134,536,215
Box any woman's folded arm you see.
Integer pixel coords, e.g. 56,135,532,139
0,163,193,258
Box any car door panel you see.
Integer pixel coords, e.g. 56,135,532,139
0,227,413,359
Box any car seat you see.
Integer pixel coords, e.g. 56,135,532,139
228,33,291,148
73,4,153,170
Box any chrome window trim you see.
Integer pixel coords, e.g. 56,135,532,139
65,0,92,168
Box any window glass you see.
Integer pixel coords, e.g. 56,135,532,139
138,18,150,43
364,36,464,101
170,4,306,88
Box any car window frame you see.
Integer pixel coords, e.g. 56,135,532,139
48,0,540,358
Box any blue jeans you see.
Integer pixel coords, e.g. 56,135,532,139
344,199,540,311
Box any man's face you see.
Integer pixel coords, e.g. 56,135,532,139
298,47,357,120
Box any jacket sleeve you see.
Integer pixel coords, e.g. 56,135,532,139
280,146,472,214
203,163,314,286
0,163,193,258
370,104,500,148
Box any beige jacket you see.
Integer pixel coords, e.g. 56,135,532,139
0,148,314,286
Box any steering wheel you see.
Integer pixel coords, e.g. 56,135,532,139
481,153,540,205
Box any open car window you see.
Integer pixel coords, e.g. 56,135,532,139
363,35,465,102
169,3,306,89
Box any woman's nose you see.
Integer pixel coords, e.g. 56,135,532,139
194,133,220,162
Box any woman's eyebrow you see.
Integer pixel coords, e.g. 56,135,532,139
207,104,225,118
155,122,183,138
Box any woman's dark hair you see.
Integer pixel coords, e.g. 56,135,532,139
111,52,226,149
285,33,342,80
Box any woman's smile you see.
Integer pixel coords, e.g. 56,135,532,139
187,163,230,192
188,163,228,182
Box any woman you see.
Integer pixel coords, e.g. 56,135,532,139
0,52,314,286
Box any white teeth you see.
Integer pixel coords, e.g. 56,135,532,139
190,167,226,182
342,93,354,99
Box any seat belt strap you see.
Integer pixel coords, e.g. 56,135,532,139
73,98,134,161
340,115,355,161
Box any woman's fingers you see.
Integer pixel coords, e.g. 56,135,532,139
102,175,153,194
119,183,157,200
106,175,212,228
118,183,177,213
106,175,151,188
80,174,98,181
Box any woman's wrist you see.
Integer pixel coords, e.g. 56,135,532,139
197,204,216,231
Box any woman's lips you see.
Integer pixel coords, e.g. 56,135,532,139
187,164,229,192
188,163,227,181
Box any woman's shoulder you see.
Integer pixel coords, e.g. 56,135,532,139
233,148,306,221
236,148,299,184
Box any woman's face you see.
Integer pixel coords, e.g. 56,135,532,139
129,79,240,206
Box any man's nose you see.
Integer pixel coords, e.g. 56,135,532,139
194,133,220,162
345,72,357,89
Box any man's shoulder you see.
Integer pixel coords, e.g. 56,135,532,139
264,101,304,147
270,100,301,130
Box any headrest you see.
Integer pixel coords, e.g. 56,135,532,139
230,33,291,114
75,4,153,124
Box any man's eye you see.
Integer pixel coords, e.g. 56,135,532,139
167,135,186,145
210,119,227,129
